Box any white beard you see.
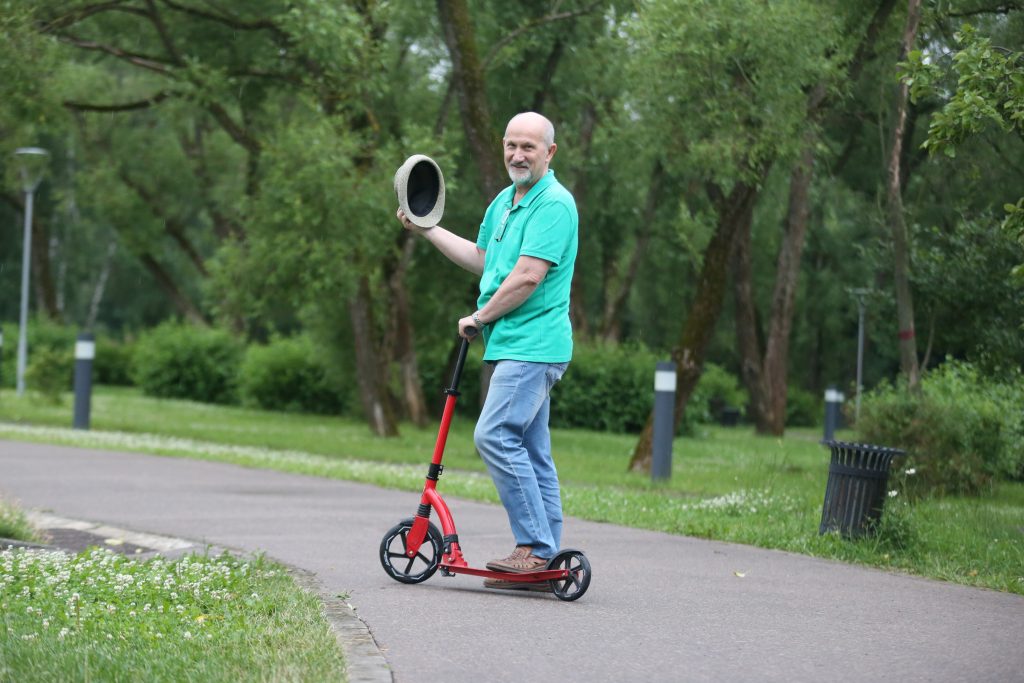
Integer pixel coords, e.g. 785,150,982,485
508,166,534,187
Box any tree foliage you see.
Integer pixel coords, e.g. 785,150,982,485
1,0,1022,445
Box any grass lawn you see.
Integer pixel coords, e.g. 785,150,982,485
0,547,346,682
1,386,1022,596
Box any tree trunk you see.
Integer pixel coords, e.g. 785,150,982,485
601,161,665,342
762,143,815,434
629,175,765,472
735,141,817,436
86,237,118,329
386,233,429,428
731,202,771,431
887,0,923,392
436,0,504,200
138,252,206,325
569,102,599,338
436,0,506,407
29,208,60,321
350,274,400,437
121,173,208,276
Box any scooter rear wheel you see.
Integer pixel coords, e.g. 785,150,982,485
380,518,443,584
546,549,591,601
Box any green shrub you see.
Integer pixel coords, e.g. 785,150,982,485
132,322,243,404
420,341,750,435
238,335,347,414
691,362,749,424
785,386,821,427
25,346,73,404
93,336,135,386
551,342,658,433
858,361,1024,496
1,319,77,389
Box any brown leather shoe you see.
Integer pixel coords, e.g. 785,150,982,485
485,546,547,573
483,577,551,592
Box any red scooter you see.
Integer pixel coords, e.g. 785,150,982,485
379,331,592,601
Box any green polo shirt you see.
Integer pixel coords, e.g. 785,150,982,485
475,170,578,363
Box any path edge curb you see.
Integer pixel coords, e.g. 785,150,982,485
286,564,394,683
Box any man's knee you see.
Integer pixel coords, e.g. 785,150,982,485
474,422,498,460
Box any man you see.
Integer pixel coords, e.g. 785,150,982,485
397,111,578,591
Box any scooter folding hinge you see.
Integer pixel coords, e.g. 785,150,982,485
427,463,444,481
442,534,459,554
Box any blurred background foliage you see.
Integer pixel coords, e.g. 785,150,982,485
0,1,1021,454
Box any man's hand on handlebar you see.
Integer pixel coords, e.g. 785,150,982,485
458,315,478,340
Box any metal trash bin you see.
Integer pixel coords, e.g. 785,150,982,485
819,440,905,538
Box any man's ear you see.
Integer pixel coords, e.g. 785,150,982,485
547,142,558,162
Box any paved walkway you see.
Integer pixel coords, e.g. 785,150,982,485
1,440,1022,682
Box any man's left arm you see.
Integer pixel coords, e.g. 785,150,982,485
458,255,551,339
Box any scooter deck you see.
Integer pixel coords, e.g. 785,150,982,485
440,564,569,582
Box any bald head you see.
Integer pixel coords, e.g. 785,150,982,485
505,112,555,148
503,112,557,191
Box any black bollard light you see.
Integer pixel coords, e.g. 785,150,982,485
73,332,95,430
823,386,844,442
652,361,676,481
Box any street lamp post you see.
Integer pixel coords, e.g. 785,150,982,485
13,147,49,397
851,288,870,423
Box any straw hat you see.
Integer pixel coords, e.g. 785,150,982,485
394,154,445,228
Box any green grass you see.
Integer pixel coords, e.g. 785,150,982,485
0,548,346,682
0,497,42,543
1,386,1022,596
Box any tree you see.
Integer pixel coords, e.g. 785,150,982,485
732,0,898,435
905,21,1024,279
885,0,925,392
626,0,846,470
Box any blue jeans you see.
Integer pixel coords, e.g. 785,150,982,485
474,360,568,560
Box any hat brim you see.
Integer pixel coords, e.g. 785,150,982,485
395,155,445,228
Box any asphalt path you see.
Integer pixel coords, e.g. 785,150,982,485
1,440,1022,682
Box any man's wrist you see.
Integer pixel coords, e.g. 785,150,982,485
472,311,484,328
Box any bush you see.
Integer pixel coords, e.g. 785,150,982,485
785,386,821,427
691,362,748,424
1,319,77,389
25,346,73,404
420,341,750,435
238,335,347,415
132,322,243,404
551,342,658,433
93,336,135,386
857,361,1024,496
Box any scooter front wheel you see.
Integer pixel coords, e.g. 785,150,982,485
380,518,443,584
546,549,591,602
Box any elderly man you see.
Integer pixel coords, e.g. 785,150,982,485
397,111,578,591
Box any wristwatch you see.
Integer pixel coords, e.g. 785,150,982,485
472,311,484,329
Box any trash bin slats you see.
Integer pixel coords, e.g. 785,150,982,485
819,440,905,539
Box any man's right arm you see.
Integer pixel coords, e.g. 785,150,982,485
397,209,484,275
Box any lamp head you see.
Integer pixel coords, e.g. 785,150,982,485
13,147,49,193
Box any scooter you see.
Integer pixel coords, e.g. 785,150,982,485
379,330,592,601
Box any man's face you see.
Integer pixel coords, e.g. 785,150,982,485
503,121,554,188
